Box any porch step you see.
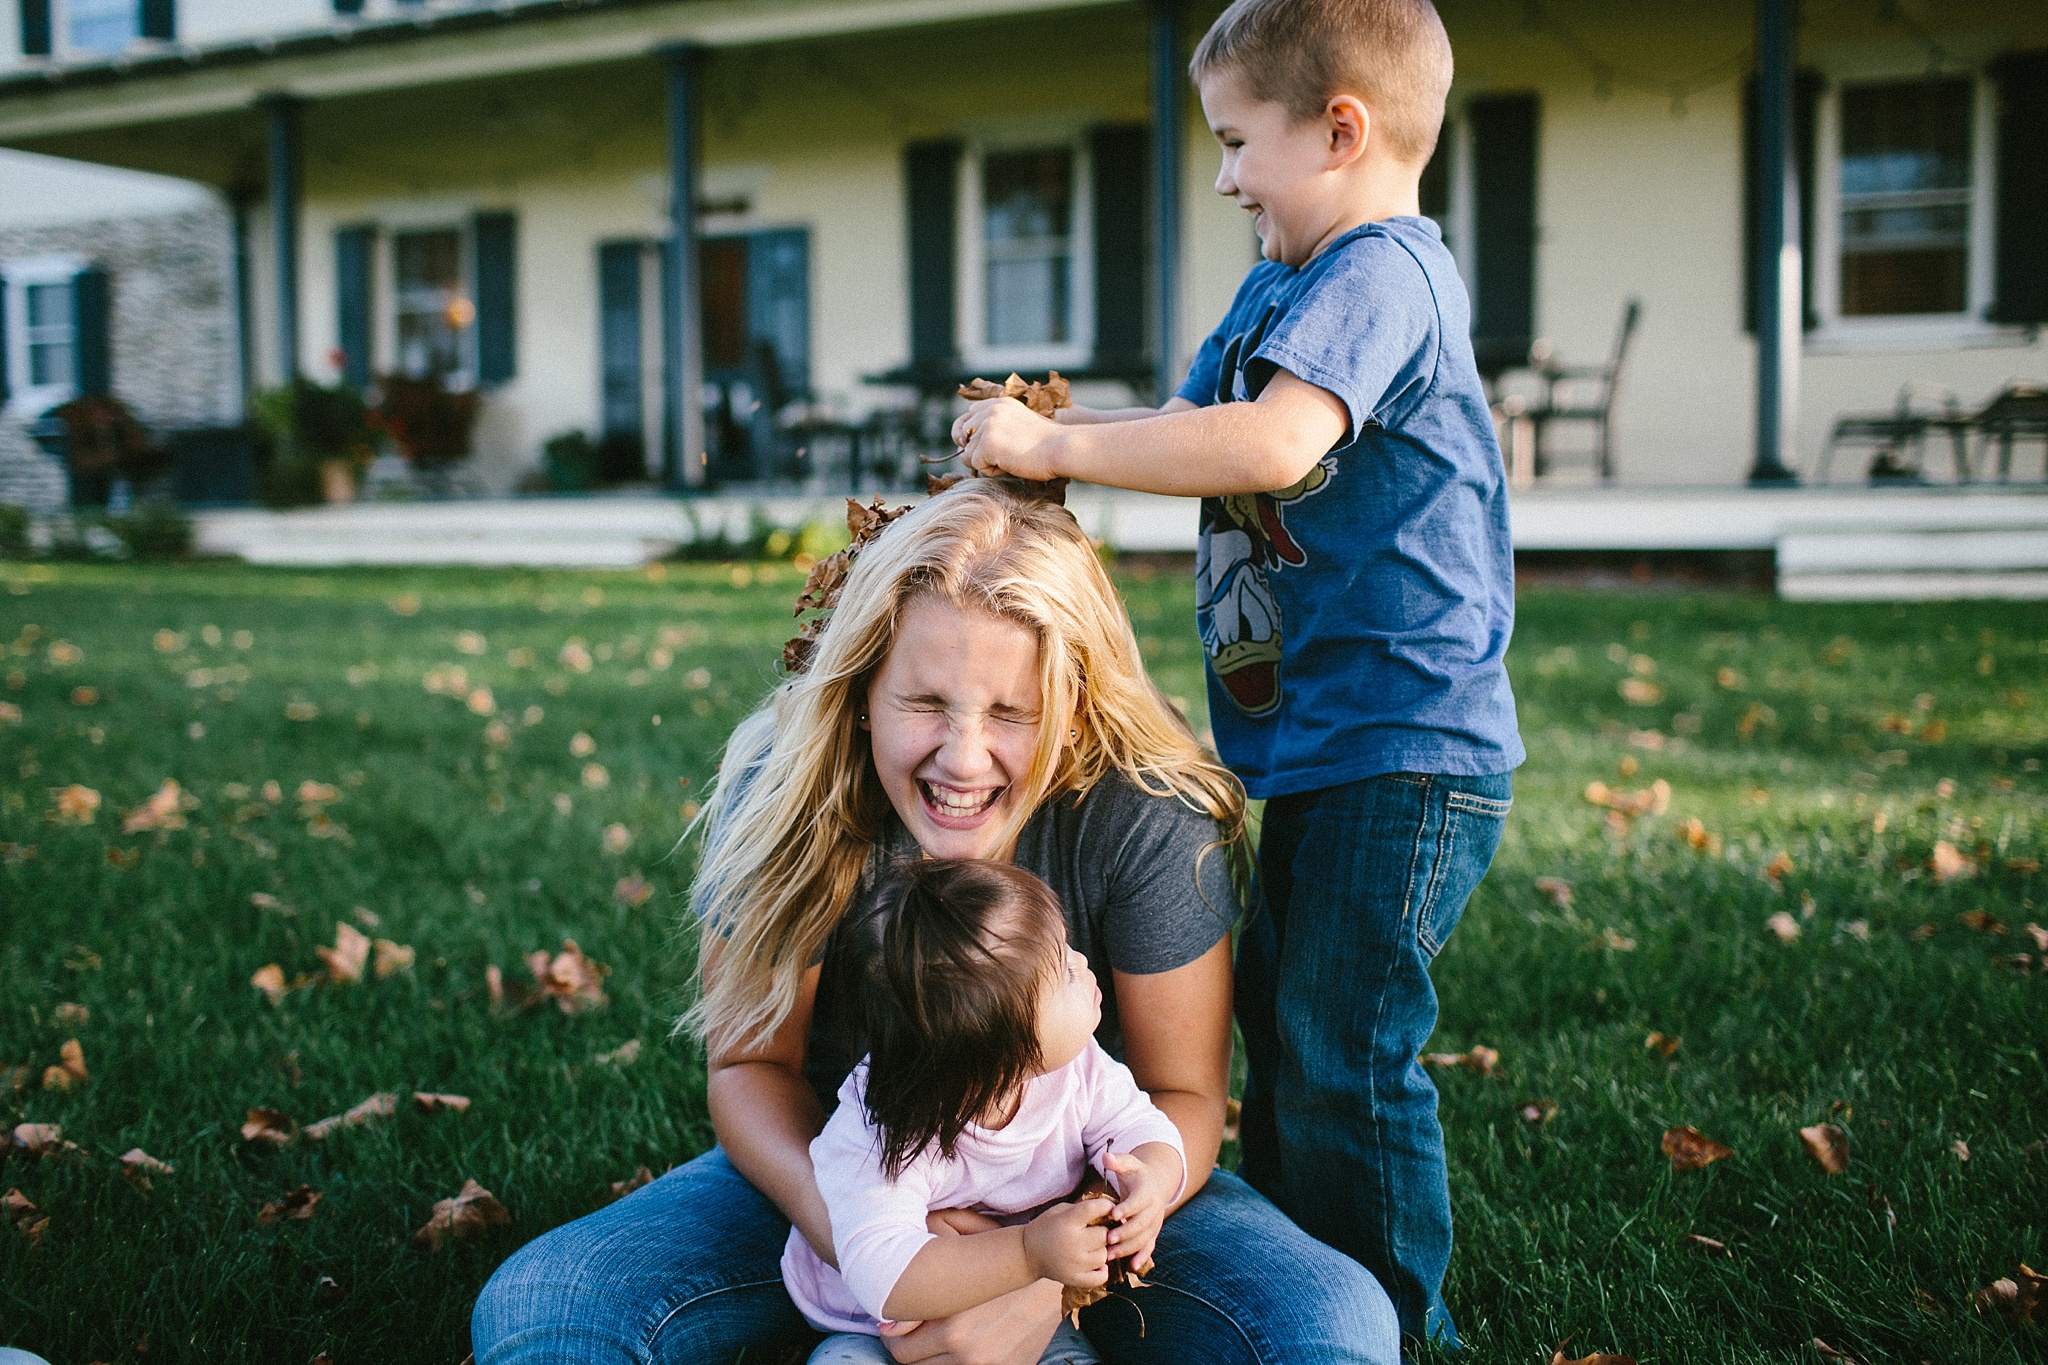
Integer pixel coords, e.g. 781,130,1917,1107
1776,525,2048,600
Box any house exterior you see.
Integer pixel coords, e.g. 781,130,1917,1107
0,0,2041,499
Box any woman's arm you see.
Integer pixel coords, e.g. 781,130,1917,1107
1111,937,1234,1220
705,953,836,1262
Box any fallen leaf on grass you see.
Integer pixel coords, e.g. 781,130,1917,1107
1763,851,1795,887
119,1148,173,1191
42,1038,87,1090
284,701,320,722
412,1092,471,1114
1765,912,1801,942
373,939,416,978
69,686,99,706
11,1123,80,1160
413,1178,510,1251
526,940,610,1015
241,1108,299,1146
1618,677,1663,706
1519,1099,1558,1125
1421,1045,1499,1077
304,1093,397,1141
1549,1347,1636,1365
313,1275,347,1305
1910,1288,1945,1317
609,1166,655,1201
1799,1123,1849,1174
1583,779,1670,818
1645,1032,1682,1057
52,1002,87,1027
251,964,288,1005
1957,910,2006,935
4,1187,47,1247
1972,1265,2045,1324
569,732,597,758
2027,923,2048,952
1662,1126,1733,1171
1812,1339,1861,1363
105,845,140,869
614,874,653,907
317,922,371,984
2,1066,26,1095
594,1039,641,1067
53,784,101,824
1675,817,1721,855
122,780,194,833
1533,876,1573,907
1930,841,1977,883
1685,1233,1729,1256
602,823,632,854
1951,1138,1970,1161
257,1185,321,1225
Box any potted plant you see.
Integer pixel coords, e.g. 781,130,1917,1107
252,379,375,505
375,375,481,493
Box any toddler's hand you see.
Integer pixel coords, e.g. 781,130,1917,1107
1101,1147,1179,1275
954,397,1062,482
1021,1199,1110,1289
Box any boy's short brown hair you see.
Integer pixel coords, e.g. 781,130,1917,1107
1190,0,1454,165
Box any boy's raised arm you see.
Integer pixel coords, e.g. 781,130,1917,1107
957,371,1347,498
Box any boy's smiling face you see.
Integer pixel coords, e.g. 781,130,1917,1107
1199,67,1368,268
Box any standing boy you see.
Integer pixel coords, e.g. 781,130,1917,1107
953,0,1522,1347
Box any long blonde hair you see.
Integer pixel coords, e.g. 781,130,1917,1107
685,480,1245,1056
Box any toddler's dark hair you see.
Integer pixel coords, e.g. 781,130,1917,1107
848,859,1068,1178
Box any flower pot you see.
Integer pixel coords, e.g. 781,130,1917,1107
320,458,358,504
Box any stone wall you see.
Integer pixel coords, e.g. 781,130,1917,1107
0,202,240,510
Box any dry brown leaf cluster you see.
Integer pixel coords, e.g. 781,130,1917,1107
1584,779,1671,826
1533,876,1573,907
240,1107,299,1146
4,1187,47,1247
122,779,196,833
1798,1123,1849,1174
1549,1345,1637,1365
9,1122,80,1162
782,496,915,674
1644,1032,1682,1057
256,1184,322,1224
1057,1173,1149,1326
1929,840,1977,883
1661,1125,1733,1170
53,783,101,824
305,1092,398,1141
42,1038,88,1091
958,371,1073,418
413,1178,510,1251
1973,1264,2045,1325
119,1148,173,1192
1421,1045,1500,1077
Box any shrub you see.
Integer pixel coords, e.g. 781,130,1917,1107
0,503,28,560
109,500,195,561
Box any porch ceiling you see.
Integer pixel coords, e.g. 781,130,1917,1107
0,0,1129,183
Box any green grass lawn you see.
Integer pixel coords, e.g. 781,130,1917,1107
0,559,2042,1364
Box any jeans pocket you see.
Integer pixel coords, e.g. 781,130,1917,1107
1415,789,1512,959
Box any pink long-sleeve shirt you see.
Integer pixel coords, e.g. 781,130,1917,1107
781,1040,1186,1334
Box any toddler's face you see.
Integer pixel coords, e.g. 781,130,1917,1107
1199,68,1348,268
1035,939,1102,1074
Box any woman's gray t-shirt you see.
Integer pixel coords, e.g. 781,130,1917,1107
803,770,1240,1109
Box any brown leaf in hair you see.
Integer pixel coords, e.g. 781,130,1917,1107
304,1092,398,1141
256,1184,321,1225
412,1178,510,1251
316,922,371,984
1661,1125,1733,1170
119,1148,173,1191
927,471,966,496
1799,1123,1849,1174
240,1107,299,1146
526,939,610,1015
4,1187,48,1248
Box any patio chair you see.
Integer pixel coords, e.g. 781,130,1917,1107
1527,298,1640,481
1814,383,1971,485
1973,383,2048,483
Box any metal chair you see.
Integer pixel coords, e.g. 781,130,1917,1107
1527,298,1640,481
1814,383,1970,485
1973,383,2048,483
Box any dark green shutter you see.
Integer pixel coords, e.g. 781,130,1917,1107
1741,69,1822,333
73,266,111,398
138,0,173,41
335,225,373,390
904,140,962,377
1990,51,2048,325
1090,123,1148,375
332,0,364,13
19,0,49,55
0,278,10,409
473,211,516,386
1468,93,1538,376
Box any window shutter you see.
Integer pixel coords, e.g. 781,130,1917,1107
334,226,373,390
138,0,173,41
1090,123,1148,375
904,139,962,376
1990,51,2048,325
1468,93,1538,376
472,210,516,386
597,241,643,437
1741,69,1822,333
73,266,111,398
19,0,49,55
0,277,10,409
332,0,365,13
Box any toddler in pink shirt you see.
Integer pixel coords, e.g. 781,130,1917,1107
781,860,1187,1364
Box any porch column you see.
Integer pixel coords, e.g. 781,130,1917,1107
662,43,707,490
1149,0,1183,405
261,94,303,383
1748,0,1800,484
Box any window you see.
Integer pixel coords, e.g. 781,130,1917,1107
3,255,86,415
982,149,1073,347
393,228,469,384
1837,80,1972,316
68,0,137,54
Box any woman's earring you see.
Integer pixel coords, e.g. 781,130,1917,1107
859,713,869,723
1069,728,1079,741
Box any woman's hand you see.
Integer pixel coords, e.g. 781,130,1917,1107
1101,1145,1181,1274
879,1279,1066,1365
953,398,1064,483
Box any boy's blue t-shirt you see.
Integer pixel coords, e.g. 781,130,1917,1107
1175,215,1523,798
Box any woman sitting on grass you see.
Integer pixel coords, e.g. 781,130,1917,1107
471,480,1398,1365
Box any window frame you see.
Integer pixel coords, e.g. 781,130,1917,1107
1809,66,2005,348
955,129,1096,375
2,253,86,417
64,0,138,55
382,220,476,391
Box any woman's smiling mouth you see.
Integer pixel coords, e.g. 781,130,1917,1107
918,780,1003,824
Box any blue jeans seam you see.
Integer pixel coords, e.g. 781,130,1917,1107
648,1275,794,1353
1365,777,1430,1314
1415,788,1457,959
1112,1278,1271,1364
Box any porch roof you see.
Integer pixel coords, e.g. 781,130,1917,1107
0,0,1125,161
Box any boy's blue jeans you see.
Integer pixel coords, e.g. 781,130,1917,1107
1237,771,1513,1349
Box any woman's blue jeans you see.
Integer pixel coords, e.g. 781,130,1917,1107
471,1148,1398,1365
1236,771,1512,1349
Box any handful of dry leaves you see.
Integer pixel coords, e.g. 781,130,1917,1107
781,374,1075,675
1058,1170,1149,1326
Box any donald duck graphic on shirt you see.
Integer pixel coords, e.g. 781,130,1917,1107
1195,302,1336,718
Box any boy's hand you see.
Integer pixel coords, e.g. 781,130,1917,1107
1101,1146,1179,1275
954,398,1063,483
1021,1200,1110,1289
